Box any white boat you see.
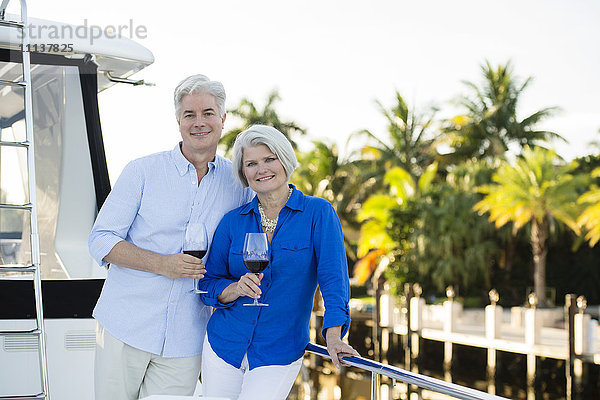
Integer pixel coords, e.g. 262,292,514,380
1,2,153,399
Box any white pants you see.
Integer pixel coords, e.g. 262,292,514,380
201,336,302,400
95,322,202,400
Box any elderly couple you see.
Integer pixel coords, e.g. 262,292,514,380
88,74,358,400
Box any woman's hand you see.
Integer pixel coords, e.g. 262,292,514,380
325,326,359,369
235,272,263,299
217,273,263,304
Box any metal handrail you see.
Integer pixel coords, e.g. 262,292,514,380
305,343,508,400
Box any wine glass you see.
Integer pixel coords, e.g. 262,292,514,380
183,222,208,294
242,232,269,307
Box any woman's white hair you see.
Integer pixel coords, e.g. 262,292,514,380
232,125,298,187
173,74,226,119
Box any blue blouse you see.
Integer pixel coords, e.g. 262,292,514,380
199,185,351,370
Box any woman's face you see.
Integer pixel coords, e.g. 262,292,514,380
242,144,288,195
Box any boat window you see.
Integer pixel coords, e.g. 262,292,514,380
0,60,28,266
0,59,23,85
0,61,104,279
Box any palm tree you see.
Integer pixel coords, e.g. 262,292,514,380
577,167,600,247
292,140,371,263
350,91,438,185
352,91,439,287
443,61,564,162
473,146,586,305
220,90,306,155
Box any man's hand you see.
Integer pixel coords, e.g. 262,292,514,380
104,241,205,279
160,253,206,279
325,326,360,369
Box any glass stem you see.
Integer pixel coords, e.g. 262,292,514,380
254,273,260,304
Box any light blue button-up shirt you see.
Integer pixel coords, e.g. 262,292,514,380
89,144,253,357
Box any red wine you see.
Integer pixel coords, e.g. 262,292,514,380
184,250,207,259
244,259,268,273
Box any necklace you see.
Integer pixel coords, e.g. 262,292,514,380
258,187,293,233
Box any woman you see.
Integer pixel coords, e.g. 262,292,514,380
199,125,358,399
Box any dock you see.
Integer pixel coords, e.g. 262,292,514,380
368,288,600,399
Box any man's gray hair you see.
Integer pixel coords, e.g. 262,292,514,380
232,125,298,187
173,74,226,119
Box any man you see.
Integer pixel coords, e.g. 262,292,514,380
89,74,253,400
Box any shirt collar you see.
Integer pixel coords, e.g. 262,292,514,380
286,184,304,211
239,184,304,215
172,142,220,176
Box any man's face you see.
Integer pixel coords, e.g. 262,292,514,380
178,92,226,158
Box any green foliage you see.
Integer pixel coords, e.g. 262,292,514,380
356,160,439,258
384,160,502,295
292,140,372,262
382,204,422,294
413,185,498,292
418,163,438,193
384,167,415,202
577,167,600,247
293,140,343,202
356,194,399,257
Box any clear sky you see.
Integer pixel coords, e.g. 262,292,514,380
25,0,600,181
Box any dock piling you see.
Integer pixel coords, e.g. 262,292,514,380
486,290,501,394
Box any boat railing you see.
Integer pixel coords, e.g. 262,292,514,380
305,343,508,400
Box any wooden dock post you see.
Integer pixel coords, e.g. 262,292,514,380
379,282,394,366
409,284,424,334
409,284,424,399
443,286,460,334
525,293,541,389
403,283,413,368
485,289,501,394
525,293,542,347
565,293,577,400
443,286,460,380
409,290,424,364
573,296,589,394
